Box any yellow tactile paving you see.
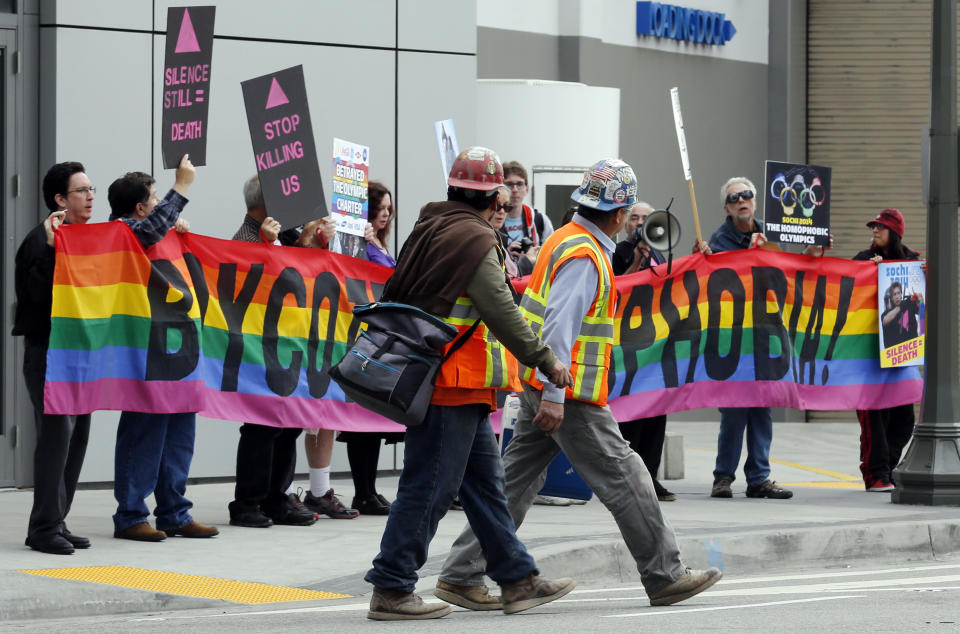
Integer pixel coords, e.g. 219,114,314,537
17,566,351,604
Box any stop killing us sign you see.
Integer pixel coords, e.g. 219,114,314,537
161,6,215,168
241,65,326,228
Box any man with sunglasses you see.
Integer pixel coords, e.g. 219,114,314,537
696,177,793,500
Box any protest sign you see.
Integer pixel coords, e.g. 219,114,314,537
241,65,326,228
434,119,459,185
161,6,215,168
46,226,922,429
877,260,925,368
762,161,831,247
329,138,369,258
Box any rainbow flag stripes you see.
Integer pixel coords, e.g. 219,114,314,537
45,224,921,429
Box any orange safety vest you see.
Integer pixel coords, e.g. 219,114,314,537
518,221,616,405
434,291,522,393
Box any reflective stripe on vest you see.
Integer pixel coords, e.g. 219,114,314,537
518,222,616,405
436,295,521,391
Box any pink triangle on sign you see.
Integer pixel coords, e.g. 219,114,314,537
174,8,202,54
265,78,290,109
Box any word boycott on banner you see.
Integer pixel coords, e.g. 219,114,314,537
241,65,326,228
45,224,921,431
161,6,215,168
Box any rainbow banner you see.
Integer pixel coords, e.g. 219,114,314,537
45,224,922,429
45,222,402,431
603,249,922,422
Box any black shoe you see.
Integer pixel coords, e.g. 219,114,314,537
653,480,677,502
266,493,318,526
375,493,391,507
745,479,793,499
26,534,75,555
229,508,274,528
61,528,91,549
353,494,391,516
450,497,463,511
303,489,359,519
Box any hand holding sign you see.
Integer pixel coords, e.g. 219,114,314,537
173,154,196,196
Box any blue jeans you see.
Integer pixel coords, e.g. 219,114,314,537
365,403,537,593
114,412,196,532
713,407,772,486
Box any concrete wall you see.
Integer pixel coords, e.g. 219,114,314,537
36,0,478,482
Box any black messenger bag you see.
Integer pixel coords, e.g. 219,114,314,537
329,301,479,427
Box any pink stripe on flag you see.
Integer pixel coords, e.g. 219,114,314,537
608,379,923,422
44,378,408,432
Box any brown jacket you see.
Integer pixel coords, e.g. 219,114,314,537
383,201,497,317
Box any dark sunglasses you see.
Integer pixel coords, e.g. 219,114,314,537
725,190,755,205
497,202,513,212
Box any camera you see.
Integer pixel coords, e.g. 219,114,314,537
519,237,534,254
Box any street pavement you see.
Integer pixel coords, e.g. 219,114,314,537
2,421,959,623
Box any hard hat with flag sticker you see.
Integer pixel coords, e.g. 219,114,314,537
571,158,638,211
447,146,504,192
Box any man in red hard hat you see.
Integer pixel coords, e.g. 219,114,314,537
364,146,576,621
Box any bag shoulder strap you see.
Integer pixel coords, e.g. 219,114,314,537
441,319,481,364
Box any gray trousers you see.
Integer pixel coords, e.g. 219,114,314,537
439,385,685,593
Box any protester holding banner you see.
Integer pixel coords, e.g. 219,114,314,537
109,155,219,542
613,201,675,502
15,162,95,555
438,159,721,611
338,180,403,516
364,147,576,620
699,176,794,501
228,175,317,528
852,207,921,492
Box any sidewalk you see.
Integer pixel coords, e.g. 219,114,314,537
2,422,959,622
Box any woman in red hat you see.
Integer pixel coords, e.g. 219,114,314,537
851,207,921,493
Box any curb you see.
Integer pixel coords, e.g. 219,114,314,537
531,519,960,583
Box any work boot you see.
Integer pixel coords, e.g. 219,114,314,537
367,587,451,621
499,573,576,614
648,567,722,606
745,479,793,499
114,521,167,542
164,520,219,538
434,580,502,610
710,476,733,498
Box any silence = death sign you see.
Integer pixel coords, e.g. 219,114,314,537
241,65,326,228
161,6,215,168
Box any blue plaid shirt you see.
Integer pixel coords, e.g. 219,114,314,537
117,189,189,249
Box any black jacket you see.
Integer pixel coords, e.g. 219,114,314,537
12,221,57,341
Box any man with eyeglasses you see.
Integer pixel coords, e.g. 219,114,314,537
14,162,96,554
695,177,795,500
501,161,553,261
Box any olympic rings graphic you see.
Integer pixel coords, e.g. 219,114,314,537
770,173,787,200
779,183,797,215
